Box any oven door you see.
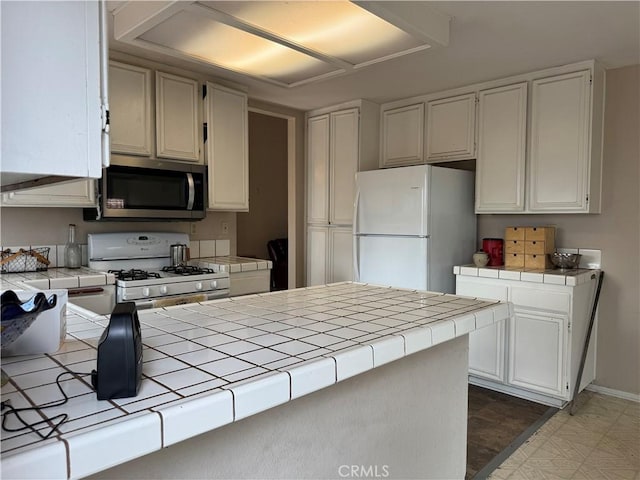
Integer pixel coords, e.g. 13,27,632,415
133,289,230,310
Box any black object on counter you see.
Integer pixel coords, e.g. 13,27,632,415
91,302,143,400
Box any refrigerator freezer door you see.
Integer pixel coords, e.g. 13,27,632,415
355,235,428,291
354,165,429,236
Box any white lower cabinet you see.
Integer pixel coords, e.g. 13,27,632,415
456,273,598,406
508,310,567,397
1,179,96,207
306,226,353,286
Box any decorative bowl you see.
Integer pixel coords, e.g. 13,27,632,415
1,291,57,347
549,253,582,270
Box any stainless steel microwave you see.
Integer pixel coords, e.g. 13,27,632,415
84,156,207,221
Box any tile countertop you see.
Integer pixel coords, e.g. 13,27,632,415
193,256,272,273
0,267,115,291
1,282,510,480
454,265,599,286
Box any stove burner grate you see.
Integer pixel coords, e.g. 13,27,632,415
109,269,161,281
161,265,215,276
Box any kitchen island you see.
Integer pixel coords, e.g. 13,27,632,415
1,282,511,479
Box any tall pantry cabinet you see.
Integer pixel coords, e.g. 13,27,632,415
306,101,379,286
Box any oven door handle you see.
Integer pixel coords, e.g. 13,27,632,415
186,172,195,210
68,287,105,296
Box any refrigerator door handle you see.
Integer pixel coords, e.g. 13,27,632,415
352,188,360,282
353,234,360,282
352,188,360,234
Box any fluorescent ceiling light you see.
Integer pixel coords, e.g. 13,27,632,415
113,1,450,87
202,1,427,66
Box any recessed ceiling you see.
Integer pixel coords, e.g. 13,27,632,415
112,1,450,87
107,1,640,111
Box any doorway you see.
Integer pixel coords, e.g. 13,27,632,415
237,109,296,289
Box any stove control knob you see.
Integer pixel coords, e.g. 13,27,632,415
210,280,218,289
142,288,150,297
160,286,168,295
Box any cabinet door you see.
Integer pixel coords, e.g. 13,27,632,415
456,278,509,382
1,1,103,181
475,83,527,213
306,226,328,286
1,180,96,207
330,109,359,226
528,70,591,212
109,61,153,156
329,227,353,283
508,310,567,398
205,83,249,211
156,72,200,162
307,115,330,224
380,103,424,167
426,93,476,162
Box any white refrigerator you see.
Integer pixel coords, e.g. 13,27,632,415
353,165,476,293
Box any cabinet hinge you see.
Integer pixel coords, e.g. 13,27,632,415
101,106,110,133
590,75,593,84
202,84,207,99
586,194,589,204
566,382,569,391
568,322,571,332
203,123,208,143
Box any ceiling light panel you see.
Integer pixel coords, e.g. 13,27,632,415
201,1,429,66
138,9,342,85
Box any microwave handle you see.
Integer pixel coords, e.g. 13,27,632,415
186,173,195,210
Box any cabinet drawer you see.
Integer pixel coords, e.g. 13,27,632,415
524,253,551,270
524,241,547,254
505,227,525,240
524,226,555,242
511,287,571,313
505,240,524,254
505,253,525,268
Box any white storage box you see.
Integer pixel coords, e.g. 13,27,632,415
2,289,67,356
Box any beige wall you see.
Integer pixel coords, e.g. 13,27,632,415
236,112,288,259
478,64,640,395
0,207,236,253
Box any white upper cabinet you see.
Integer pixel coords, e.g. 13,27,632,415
307,115,331,224
426,93,476,162
1,1,106,187
380,103,424,168
330,109,360,225
306,102,378,226
204,83,249,211
156,71,201,163
109,61,153,156
475,83,528,213
528,70,600,213
1,180,96,208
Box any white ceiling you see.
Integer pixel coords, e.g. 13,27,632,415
107,1,640,111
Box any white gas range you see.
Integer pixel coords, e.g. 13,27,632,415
88,232,230,309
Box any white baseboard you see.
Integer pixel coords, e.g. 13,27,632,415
586,384,640,403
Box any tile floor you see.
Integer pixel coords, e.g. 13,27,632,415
489,390,640,479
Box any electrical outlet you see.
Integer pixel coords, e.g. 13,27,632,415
221,221,229,235
190,223,197,235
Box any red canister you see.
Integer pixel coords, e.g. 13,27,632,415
482,238,504,266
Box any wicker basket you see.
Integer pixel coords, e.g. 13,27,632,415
0,248,50,273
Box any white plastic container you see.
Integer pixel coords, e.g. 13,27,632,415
2,289,67,356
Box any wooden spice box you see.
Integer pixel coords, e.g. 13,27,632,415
504,226,555,269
